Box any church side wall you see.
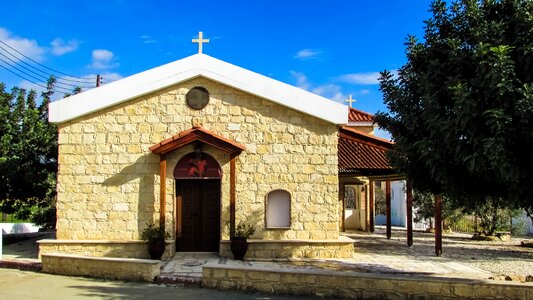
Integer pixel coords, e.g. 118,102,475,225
55,77,340,242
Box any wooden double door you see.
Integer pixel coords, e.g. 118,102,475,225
176,180,220,252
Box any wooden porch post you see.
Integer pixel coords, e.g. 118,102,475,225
406,180,413,247
159,154,167,229
435,194,443,256
369,180,375,233
340,183,345,232
364,185,369,232
386,181,392,239
230,155,236,239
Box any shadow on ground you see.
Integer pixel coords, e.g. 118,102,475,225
2,232,55,260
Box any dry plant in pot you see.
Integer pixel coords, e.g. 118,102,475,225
230,221,255,260
140,221,170,260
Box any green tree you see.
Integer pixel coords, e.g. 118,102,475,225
0,83,16,215
375,0,533,217
412,191,463,231
0,77,59,228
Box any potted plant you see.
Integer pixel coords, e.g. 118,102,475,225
140,221,170,260
231,221,255,260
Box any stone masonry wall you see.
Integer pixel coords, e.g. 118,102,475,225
38,239,175,260
42,254,160,282
203,266,533,299
55,77,340,242
219,239,354,259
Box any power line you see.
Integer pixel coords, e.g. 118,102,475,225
0,63,72,93
0,51,91,90
0,46,94,88
0,44,94,88
0,40,95,83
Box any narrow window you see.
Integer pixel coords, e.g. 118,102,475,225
266,190,291,228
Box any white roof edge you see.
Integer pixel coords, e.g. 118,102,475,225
49,54,348,124
347,121,375,127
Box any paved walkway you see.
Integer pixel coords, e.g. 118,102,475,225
2,229,493,283
159,231,493,283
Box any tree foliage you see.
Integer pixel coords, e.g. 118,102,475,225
375,0,533,213
412,191,463,230
0,77,60,228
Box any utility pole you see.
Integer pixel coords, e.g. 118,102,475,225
96,74,101,87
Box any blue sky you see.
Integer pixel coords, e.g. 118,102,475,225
1,1,431,125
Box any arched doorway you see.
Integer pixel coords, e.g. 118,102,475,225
343,183,366,231
174,152,222,252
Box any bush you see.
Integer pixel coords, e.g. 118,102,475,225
30,204,56,231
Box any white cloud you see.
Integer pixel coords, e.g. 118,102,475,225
18,79,46,95
293,48,321,60
358,89,371,95
92,49,114,61
290,70,345,102
140,35,157,44
19,71,123,101
89,49,118,70
339,72,381,85
289,71,310,90
66,72,123,87
50,38,79,56
0,27,45,62
312,84,345,102
339,70,399,85
19,79,75,101
98,72,123,83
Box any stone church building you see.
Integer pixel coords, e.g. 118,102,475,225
39,53,396,264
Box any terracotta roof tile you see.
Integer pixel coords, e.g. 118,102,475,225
149,126,245,155
338,126,395,174
348,107,374,123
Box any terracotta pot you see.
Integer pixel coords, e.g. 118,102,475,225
230,238,248,260
148,238,166,260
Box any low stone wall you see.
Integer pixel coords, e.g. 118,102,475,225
42,253,159,282
38,239,175,260
203,265,533,299
219,237,354,259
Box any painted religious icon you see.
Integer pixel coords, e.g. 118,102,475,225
188,156,208,177
174,152,222,179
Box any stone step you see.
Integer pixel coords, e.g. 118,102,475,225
0,260,42,272
154,275,202,286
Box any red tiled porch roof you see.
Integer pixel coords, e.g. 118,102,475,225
149,125,245,155
338,126,396,175
348,107,374,123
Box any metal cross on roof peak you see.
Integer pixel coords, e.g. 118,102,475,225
345,94,357,108
192,31,210,54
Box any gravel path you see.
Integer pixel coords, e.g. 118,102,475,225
349,228,533,280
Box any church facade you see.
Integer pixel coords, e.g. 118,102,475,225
39,53,394,261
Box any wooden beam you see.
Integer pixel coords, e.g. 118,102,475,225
406,180,413,247
230,155,236,239
340,183,345,232
435,194,443,256
159,154,167,229
386,181,391,239
369,180,374,233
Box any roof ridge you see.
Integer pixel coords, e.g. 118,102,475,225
49,54,348,124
